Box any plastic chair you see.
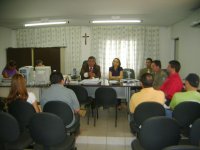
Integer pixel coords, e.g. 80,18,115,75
43,101,80,135
172,101,200,137
163,145,200,150
67,85,94,125
29,112,76,150
8,100,36,132
94,87,117,127
0,112,33,150
131,116,180,150
130,102,165,135
123,68,135,79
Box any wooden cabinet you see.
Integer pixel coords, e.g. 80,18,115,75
6,47,61,72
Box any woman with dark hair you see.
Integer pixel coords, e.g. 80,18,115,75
2,60,18,78
7,74,40,112
109,58,123,81
109,58,123,109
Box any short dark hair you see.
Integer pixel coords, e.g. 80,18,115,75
88,56,96,61
141,73,154,88
35,59,43,66
50,72,64,84
146,58,152,62
152,60,161,68
6,60,16,69
169,60,181,73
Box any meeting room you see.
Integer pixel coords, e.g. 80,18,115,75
0,1,200,150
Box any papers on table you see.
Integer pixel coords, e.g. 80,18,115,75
108,80,119,84
120,79,140,83
79,78,101,85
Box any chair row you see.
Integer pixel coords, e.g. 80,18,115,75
131,116,200,150
130,101,200,137
0,100,77,150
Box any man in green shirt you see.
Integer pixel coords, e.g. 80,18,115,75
170,73,200,110
139,58,153,79
151,60,168,89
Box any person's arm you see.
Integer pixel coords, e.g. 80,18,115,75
2,71,9,78
94,65,101,78
109,70,123,80
32,101,41,113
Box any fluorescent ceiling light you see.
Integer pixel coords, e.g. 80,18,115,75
25,21,66,27
91,20,141,24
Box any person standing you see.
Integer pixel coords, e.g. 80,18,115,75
151,60,168,89
160,60,183,105
80,56,101,79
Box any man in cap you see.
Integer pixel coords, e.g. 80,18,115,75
170,73,200,110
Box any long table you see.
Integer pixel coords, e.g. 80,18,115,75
66,80,141,103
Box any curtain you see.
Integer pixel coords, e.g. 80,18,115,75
16,26,81,74
91,26,159,78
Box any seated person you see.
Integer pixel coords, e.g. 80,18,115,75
170,73,200,110
109,58,123,109
151,60,168,89
7,74,40,112
40,71,80,114
80,56,101,79
109,58,123,81
2,60,18,78
160,60,183,106
139,58,153,79
129,73,165,113
35,59,44,67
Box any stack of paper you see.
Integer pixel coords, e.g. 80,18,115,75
79,78,100,85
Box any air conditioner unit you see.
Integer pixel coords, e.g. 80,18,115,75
191,20,200,27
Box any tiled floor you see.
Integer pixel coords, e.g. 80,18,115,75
76,105,135,150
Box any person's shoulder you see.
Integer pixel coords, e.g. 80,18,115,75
119,67,123,70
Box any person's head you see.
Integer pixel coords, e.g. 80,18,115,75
112,58,121,68
7,73,28,102
50,71,64,85
151,60,161,72
35,59,44,67
6,60,16,70
146,58,152,68
167,60,181,74
87,56,96,67
141,73,154,88
185,73,200,90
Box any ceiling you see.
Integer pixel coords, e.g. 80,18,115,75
0,0,200,29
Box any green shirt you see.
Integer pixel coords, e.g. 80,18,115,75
139,68,153,79
153,70,168,89
170,91,200,110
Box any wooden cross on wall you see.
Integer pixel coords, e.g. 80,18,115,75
82,33,89,45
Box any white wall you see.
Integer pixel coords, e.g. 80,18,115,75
0,27,16,73
171,9,200,78
159,27,174,68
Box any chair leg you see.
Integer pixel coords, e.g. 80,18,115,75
115,105,117,127
97,108,99,120
94,107,97,127
87,106,90,125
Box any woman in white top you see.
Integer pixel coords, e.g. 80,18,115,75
7,73,40,112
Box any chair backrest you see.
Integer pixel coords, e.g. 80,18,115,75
43,101,74,128
0,112,20,143
139,116,180,150
29,112,66,146
172,102,200,128
95,87,117,107
123,68,135,79
190,118,200,146
67,86,89,104
133,102,166,126
8,100,36,132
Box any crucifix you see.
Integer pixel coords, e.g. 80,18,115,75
82,33,89,45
